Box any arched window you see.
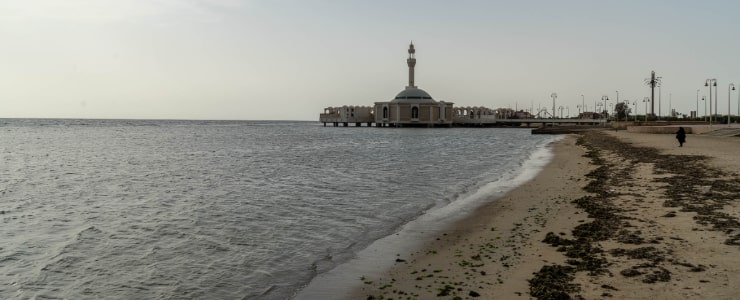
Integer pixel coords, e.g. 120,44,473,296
383,106,388,119
411,106,419,119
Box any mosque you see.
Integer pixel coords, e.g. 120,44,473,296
319,42,498,127
373,42,454,127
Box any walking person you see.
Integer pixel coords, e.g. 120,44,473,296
675,127,686,147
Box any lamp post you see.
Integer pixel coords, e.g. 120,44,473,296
609,103,614,120
581,94,585,114
551,93,557,127
623,100,629,121
616,90,619,106
601,95,609,127
705,79,717,127
702,96,706,122
729,83,736,126
657,76,663,120
643,97,650,122
696,89,700,120
632,100,638,122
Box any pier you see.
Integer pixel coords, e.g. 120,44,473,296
319,106,607,128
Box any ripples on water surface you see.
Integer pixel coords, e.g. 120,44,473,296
0,119,553,299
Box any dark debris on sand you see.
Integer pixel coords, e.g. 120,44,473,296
529,131,740,299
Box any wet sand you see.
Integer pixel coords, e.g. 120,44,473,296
355,131,739,299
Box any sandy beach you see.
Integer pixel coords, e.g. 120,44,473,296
355,130,740,299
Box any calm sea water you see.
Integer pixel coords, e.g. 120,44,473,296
0,119,555,299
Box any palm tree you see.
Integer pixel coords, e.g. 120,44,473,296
644,71,661,117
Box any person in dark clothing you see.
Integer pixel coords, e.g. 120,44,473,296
676,127,686,147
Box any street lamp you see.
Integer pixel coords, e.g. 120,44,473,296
696,89,700,120
581,94,585,115
729,83,736,126
657,76,663,119
609,103,614,120
616,90,619,105
551,93,557,118
601,95,609,126
702,96,706,122
632,100,638,122
550,93,557,127
643,97,650,122
705,79,717,127
623,100,629,121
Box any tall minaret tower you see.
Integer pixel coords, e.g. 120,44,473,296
406,41,416,88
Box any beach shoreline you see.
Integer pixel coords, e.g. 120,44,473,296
294,134,561,300
352,135,593,299
355,131,739,299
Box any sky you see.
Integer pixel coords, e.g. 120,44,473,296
2,0,740,120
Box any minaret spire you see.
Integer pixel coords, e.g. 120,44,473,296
406,41,416,88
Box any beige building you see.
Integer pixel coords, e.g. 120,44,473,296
374,42,454,127
320,105,374,127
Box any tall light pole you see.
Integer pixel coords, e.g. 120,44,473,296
643,97,650,122
696,89,700,120
551,93,557,118
594,98,597,116
609,103,614,120
729,83,736,126
714,82,719,117
616,90,619,105
581,94,585,113
657,77,662,119
623,100,629,121
601,95,609,126
551,93,557,128
669,93,672,118
633,100,638,122
702,96,706,122
705,79,717,127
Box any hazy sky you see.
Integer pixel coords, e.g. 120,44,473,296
2,0,739,120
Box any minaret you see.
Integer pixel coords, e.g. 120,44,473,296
406,41,416,88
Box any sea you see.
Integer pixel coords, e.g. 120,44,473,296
0,119,558,299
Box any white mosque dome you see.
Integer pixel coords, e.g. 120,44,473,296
391,87,436,103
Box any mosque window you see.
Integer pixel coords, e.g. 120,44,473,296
411,106,419,119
